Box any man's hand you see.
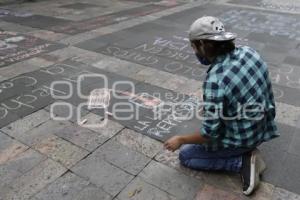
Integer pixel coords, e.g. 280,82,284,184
164,133,209,152
164,136,183,152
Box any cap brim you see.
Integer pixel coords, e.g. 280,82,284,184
206,32,237,41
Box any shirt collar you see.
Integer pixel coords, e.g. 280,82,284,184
206,54,227,73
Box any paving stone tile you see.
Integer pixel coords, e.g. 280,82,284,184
117,177,176,200
82,112,124,138
263,123,295,151
55,123,109,152
114,128,163,158
17,120,71,147
33,135,89,168
1,109,50,139
195,184,241,200
0,111,20,129
159,76,189,92
288,131,300,156
277,153,300,194
139,161,202,199
29,30,67,42
59,3,98,10
258,144,287,185
0,166,22,189
71,154,134,196
201,172,242,194
275,102,300,127
3,159,67,200
75,184,112,200
0,148,46,174
3,15,71,29
250,182,275,200
45,102,89,124
134,67,157,82
155,149,203,179
0,132,28,165
92,140,150,175
283,56,300,68
33,172,90,200
272,187,300,200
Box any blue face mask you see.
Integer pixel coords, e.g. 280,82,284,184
195,52,211,65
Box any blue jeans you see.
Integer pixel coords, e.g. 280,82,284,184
179,144,253,173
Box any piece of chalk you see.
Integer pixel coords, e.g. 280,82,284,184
106,111,113,116
80,119,88,125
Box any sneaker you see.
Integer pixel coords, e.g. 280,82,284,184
240,150,260,195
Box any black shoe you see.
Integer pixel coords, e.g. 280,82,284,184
240,150,260,195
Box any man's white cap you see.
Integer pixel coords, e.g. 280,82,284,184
188,16,237,41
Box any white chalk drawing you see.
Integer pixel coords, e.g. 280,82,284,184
50,81,73,99
129,92,163,109
259,0,300,12
219,10,300,40
88,88,111,109
0,36,25,50
268,64,300,89
273,87,284,99
102,46,159,65
50,102,73,121
0,106,8,120
0,9,32,17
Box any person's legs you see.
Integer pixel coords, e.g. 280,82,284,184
179,144,252,173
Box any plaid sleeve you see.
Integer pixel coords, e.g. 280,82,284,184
200,80,224,139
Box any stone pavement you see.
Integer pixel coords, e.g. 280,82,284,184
0,0,300,199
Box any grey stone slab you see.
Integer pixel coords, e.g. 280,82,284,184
228,0,300,13
258,144,287,185
45,102,89,124
272,187,300,200
0,148,45,174
0,111,20,130
0,132,28,164
275,84,300,107
2,159,67,200
0,165,22,189
2,15,71,29
260,51,286,65
33,172,90,200
33,135,89,168
277,153,300,194
117,177,176,200
0,31,65,67
74,184,112,200
114,128,163,158
59,3,98,9
49,4,172,35
284,56,300,67
1,109,50,139
155,149,203,180
71,154,134,196
1,93,55,119
139,161,202,199
263,123,295,151
289,131,300,156
92,140,151,175
55,123,109,152
82,113,124,138
18,119,71,147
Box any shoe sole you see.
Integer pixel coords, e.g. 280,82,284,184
243,150,260,196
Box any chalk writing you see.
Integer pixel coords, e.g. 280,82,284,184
219,9,300,40
0,31,64,67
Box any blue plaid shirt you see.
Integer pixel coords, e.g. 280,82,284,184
201,46,279,151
